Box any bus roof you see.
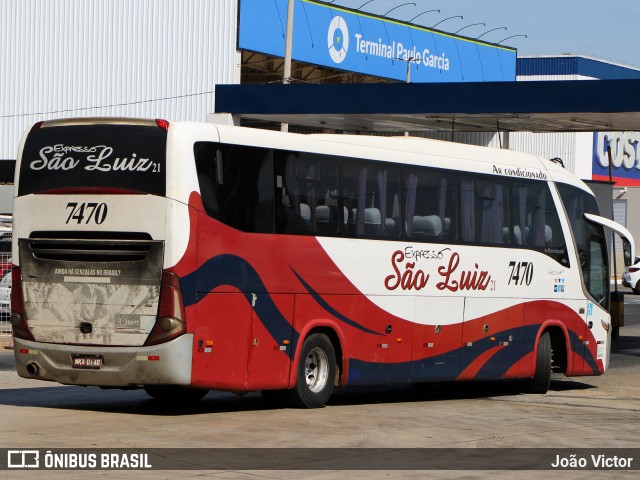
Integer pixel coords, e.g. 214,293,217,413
208,122,591,193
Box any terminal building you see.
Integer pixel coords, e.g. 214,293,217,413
1,0,639,269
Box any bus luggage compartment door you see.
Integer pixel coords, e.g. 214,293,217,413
461,298,525,380
411,296,464,382
246,293,294,390
191,292,251,389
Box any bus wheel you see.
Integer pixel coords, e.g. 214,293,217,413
528,331,552,394
289,333,336,408
144,385,209,402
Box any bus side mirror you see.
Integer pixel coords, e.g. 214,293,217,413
623,239,632,267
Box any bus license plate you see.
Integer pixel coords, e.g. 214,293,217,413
71,355,103,370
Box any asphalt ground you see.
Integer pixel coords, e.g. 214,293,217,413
0,288,638,479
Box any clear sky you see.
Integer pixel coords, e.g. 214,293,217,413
331,0,640,68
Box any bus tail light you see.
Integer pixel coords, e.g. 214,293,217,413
10,266,36,341
155,119,170,130
145,270,186,346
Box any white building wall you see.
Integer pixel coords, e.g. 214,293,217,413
507,129,598,181
517,75,595,81
0,0,239,160
509,131,578,174
574,132,595,179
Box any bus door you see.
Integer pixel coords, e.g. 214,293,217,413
570,227,614,375
460,297,524,380
580,214,635,374
411,296,464,382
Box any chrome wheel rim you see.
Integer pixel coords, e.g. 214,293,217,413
304,347,329,393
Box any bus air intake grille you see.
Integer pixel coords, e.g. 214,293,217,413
27,238,154,262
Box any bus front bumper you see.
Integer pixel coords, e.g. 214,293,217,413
12,334,193,387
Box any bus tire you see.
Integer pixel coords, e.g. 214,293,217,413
144,385,209,402
288,333,336,408
528,331,552,394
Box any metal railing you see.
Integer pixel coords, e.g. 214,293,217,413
0,251,12,342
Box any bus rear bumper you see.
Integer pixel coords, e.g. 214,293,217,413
13,334,193,387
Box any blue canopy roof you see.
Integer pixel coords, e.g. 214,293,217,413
215,79,640,132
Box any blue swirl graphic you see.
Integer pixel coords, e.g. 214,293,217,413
181,254,299,359
180,255,599,379
289,267,383,336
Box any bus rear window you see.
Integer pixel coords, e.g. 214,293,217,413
18,123,166,196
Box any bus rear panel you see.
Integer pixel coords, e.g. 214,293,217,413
12,119,193,386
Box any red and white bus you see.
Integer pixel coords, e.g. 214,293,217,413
11,118,634,407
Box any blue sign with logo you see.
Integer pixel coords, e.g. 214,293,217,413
239,0,516,83
592,132,640,186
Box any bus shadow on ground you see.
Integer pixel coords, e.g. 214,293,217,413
0,377,595,416
611,335,640,358
328,378,593,407
0,385,266,415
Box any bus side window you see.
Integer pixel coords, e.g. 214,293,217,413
194,142,274,233
194,141,222,219
404,168,457,243
461,175,509,245
558,183,602,285
501,180,567,262
275,151,339,236
477,178,509,245
512,183,547,247
343,161,401,239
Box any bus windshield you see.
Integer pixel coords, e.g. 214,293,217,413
18,122,166,196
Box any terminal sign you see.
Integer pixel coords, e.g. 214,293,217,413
239,0,516,83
